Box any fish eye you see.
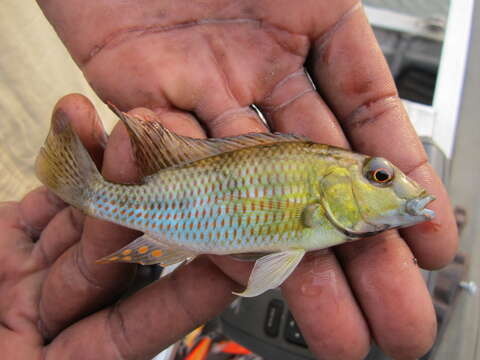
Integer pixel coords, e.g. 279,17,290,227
363,157,395,186
372,168,392,183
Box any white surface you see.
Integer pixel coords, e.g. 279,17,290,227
432,0,475,158
402,100,436,138
364,5,445,41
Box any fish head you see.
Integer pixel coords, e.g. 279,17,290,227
319,155,435,238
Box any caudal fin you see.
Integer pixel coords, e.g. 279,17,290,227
35,114,102,211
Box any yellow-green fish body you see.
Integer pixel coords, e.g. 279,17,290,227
36,106,435,297
90,143,349,253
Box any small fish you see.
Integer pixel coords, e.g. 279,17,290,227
35,106,435,297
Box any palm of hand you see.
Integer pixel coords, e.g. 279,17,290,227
2,0,458,359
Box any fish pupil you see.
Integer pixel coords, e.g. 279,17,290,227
373,169,391,183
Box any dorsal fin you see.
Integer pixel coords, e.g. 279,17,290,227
108,104,307,176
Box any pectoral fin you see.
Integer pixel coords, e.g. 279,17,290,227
233,249,306,297
96,233,196,266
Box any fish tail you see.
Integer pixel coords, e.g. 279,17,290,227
35,114,102,211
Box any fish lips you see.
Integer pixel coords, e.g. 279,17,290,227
406,195,436,220
366,195,436,231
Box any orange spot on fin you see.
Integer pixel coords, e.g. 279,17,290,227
152,249,163,257
138,246,149,254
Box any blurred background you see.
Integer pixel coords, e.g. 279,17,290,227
0,1,478,359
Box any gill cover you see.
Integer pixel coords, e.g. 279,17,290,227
319,167,388,238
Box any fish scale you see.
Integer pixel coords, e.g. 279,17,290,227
89,143,319,253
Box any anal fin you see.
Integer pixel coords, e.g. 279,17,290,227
96,233,196,266
233,249,306,297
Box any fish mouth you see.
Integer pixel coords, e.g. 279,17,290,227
406,195,436,220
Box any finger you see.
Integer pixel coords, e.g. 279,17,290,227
52,93,108,167
399,163,457,267
337,232,437,359
46,258,237,360
19,187,66,239
200,106,267,138
32,207,85,266
308,5,457,268
282,251,371,360
0,189,65,254
258,68,349,147
135,107,206,138
181,63,267,137
0,189,63,249
211,252,371,360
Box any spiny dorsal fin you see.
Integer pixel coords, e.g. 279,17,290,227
108,104,308,176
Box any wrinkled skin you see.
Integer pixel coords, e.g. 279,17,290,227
0,1,457,359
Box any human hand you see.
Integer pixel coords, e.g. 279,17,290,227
0,96,238,359
35,1,458,359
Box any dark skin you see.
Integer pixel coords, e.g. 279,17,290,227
0,1,458,359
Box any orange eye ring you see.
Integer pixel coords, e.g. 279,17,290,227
371,168,393,184
363,157,395,186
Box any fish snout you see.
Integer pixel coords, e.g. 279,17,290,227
405,195,436,220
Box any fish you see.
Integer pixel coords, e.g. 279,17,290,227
35,105,435,297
